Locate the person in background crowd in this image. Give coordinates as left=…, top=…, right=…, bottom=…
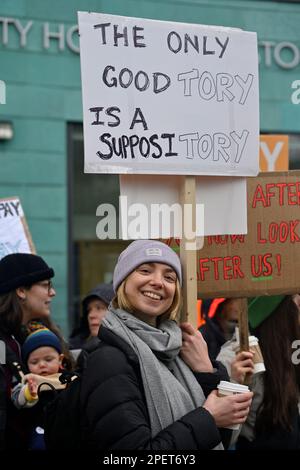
left=0, top=253, right=66, bottom=449
left=200, top=298, right=242, bottom=360
left=293, top=293, right=300, bottom=310
left=69, top=283, right=114, bottom=352
left=80, top=240, right=253, bottom=450
left=218, top=294, right=300, bottom=450
left=11, top=327, right=66, bottom=450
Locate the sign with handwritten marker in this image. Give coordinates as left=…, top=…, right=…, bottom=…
left=0, top=197, right=35, bottom=260
left=166, top=171, right=300, bottom=297
left=79, top=12, right=259, bottom=176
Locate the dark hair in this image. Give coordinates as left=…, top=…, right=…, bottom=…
left=0, top=291, right=23, bottom=337
left=215, top=298, right=239, bottom=320
left=215, top=299, right=228, bottom=319
left=254, top=296, right=300, bottom=434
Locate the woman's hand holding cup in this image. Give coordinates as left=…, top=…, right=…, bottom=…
left=203, top=385, right=253, bottom=429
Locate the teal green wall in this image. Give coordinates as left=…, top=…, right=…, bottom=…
left=0, top=0, right=300, bottom=335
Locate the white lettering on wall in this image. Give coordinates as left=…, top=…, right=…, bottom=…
left=0, top=16, right=299, bottom=68
left=66, top=24, right=79, bottom=53
left=259, top=41, right=300, bottom=69
left=0, top=80, right=6, bottom=104
left=0, top=16, right=78, bottom=53
left=14, top=19, right=33, bottom=47
left=43, top=23, right=65, bottom=50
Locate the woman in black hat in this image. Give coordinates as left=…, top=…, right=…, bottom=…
left=0, top=253, right=66, bottom=449
left=0, top=252, right=55, bottom=352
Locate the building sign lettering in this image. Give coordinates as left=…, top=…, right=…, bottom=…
left=0, top=16, right=299, bottom=70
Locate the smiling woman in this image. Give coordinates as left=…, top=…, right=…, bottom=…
left=80, top=239, right=253, bottom=450
left=114, top=262, right=179, bottom=326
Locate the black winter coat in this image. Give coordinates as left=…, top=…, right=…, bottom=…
left=80, top=326, right=231, bottom=450
left=199, top=318, right=226, bottom=361
left=237, top=408, right=300, bottom=450
left=0, top=365, right=5, bottom=451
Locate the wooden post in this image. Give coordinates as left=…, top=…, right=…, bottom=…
left=179, top=176, right=197, bottom=327
left=238, top=298, right=251, bottom=385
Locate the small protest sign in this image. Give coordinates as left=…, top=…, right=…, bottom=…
left=0, top=197, right=35, bottom=260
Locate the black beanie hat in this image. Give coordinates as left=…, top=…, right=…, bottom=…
left=0, top=253, right=54, bottom=295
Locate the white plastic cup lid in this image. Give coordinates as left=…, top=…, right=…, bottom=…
left=254, top=362, right=266, bottom=373
left=248, top=336, right=259, bottom=347
left=232, top=336, right=259, bottom=351
left=217, top=380, right=249, bottom=393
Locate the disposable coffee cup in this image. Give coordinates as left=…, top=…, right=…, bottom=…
left=232, top=335, right=265, bottom=374
left=248, top=336, right=265, bottom=373
left=217, top=380, right=250, bottom=430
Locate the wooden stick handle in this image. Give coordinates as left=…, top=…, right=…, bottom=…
left=238, top=298, right=251, bottom=386
left=179, top=176, right=197, bottom=327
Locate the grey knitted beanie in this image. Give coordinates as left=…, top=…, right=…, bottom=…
left=113, top=240, right=182, bottom=292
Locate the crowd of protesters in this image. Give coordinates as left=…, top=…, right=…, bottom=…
left=0, top=244, right=299, bottom=451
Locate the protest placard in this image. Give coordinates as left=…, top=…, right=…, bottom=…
left=167, top=171, right=300, bottom=298
left=79, top=12, right=260, bottom=328
left=0, top=197, right=35, bottom=260
left=79, top=12, right=259, bottom=176
left=260, top=135, right=289, bottom=171
left=119, top=174, right=247, bottom=238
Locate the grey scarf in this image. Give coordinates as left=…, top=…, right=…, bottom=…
left=103, top=307, right=222, bottom=449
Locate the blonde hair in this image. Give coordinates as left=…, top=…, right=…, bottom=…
left=112, top=278, right=182, bottom=323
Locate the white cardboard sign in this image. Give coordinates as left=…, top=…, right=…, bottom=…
left=0, top=197, right=35, bottom=260
left=120, top=175, right=247, bottom=238
left=79, top=12, right=259, bottom=176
